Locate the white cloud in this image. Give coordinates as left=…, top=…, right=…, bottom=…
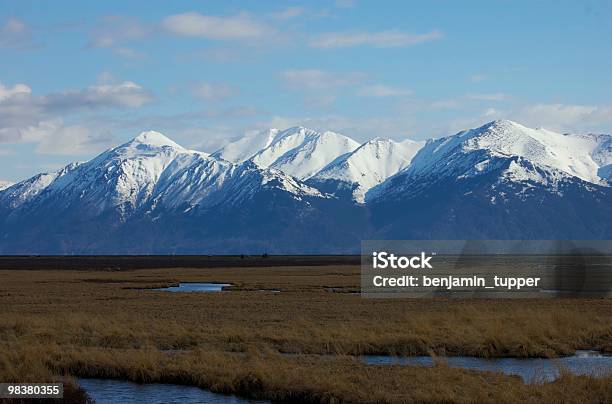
left=0, top=18, right=33, bottom=49
left=446, top=103, right=612, bottom=135
left=162, top=12, right=271, bottom=40
left=22, top=119, right=115, bottom=155
left=309, top=29, right=442, bottom=48
left=0, top=79, right=154, bottom=154
left=0, top=82, right=31, bottom=101
left=0, top=118, right=115, bottom=156
left=43, top=81, right=154, bottom=110
left=281, top=69, right=364, bottom=90
left=191, top=82, right=236, bottom=101
left=512, top=103, right=612, bottom=133
left=357, top=85, right=411, bottom=97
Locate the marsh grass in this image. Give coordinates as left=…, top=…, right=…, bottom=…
left=0, top=344, right=91, bottom=404
left=1, top=343, right=610, bottom=403
left=0, top=265, right=611, bottom=402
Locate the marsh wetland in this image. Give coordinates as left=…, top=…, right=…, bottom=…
left=0, top=257, right=611, bottom=403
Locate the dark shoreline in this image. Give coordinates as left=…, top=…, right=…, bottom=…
left=0, top=255, right=361, bottom=270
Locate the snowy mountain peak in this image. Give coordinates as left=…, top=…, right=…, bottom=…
left=0, top=171, right=61, bottom=209
left=406, top=119, right=610, bottom=185
left=470, top=120, right=608, bottom=184
left=250, top=127, right=360, bottom=179
left=367, top=120, right=611, bottom=204
left=14, top=131, right=193, bottom=217
left=312, top=137, right=424, bottom=202
left=211, top=128, right=281, bottom=163
left=489, top=119, right=522, bottom=128
left=0, top=128, right=327, bottom=223
left=355, top=136, right=392, bottom=146
left=275, top=126, right=320, bottom=139
left=476, top=119, right=527, bottom=133
left=131, top=131, right=184, bottom=150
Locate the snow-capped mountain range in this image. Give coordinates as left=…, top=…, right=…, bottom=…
left=368, top=120, right=611, bottom=202
left=1, top=120, right=610, bottom=254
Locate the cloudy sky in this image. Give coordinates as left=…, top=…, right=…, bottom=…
left=1, top=0, right=611, bottom=182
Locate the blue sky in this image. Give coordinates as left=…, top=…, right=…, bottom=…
left=1, top=0, right=611, bottom=182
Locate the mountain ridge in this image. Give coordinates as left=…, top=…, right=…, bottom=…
left=249, top=127, right=361, bottom=180
left=311, top=137, right=424, bottom=202
left=1, top=120, right=610, bottom=254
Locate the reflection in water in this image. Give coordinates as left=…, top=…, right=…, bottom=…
left=78, top=379, right=266, bottom=404
left=361, top=350, right=612, bottom=382
left=154, top=283, right=232, bottom=292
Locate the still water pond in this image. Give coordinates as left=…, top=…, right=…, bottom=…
left=361, top=350, right=612, bottom=382
left=78, top=379, right=265, bottom=404
left=154, top=283, right=232, bottom=292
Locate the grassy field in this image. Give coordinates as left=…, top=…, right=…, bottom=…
left=1, top=263, right=611, bottom=403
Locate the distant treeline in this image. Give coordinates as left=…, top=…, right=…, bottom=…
left=0, top=255, right=361, bottom=270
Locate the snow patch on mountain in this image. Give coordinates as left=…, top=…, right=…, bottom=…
left=500, top=158, right=573, bottom=194
left=148, top=152, right=233, bottom=210
left=250, top=127, right=360, bottom=179
left=590, top=134, right=612, bottom=182
left=218, top=161, right=324, bottom=206
left=0, top=181, right=13, bottom=191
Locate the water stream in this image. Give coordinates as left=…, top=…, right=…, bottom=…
left=154, top=283, right=232, bottom=292
left=78, top=379, right=266, bottom=404
left=361, top=350, right=612, bottom=382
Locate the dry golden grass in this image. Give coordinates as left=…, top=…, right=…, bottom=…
left=1, top=343, right=611, bottom=404
left=0, top=344, right=90, bottom=404
left=0, top=265, right=611, bottom=403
